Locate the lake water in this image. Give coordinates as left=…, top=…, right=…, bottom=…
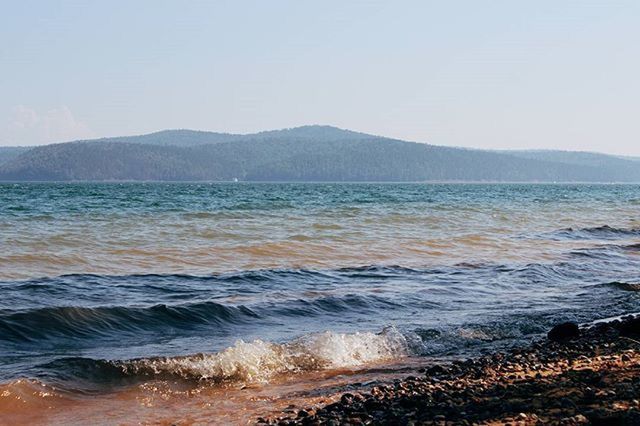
left=1, top=183, right=640, bottom=424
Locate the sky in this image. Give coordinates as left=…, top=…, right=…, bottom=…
left=1, top=0, right=639, bottom=155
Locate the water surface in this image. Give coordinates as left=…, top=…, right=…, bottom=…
left=1, top=183, right=639, bottom=424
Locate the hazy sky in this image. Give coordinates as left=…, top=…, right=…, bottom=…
left=1, top=1, right=639, bottom=155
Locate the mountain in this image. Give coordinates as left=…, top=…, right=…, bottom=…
left=1, top=126, right=639, bottom=182
left=498, top=149, right=640, bottom=168
left=249, top=125, right=371, bottom=141
left=70, top=129, right=243, bottom=147
left=0, top=147, right=31, bottom=166
left=64, top=125, right=372, bottom=148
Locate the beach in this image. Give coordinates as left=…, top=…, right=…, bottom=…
left=260, top=315, right=640, bottom=425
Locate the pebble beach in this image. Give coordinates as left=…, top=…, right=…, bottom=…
left=260, top=315, right=640, bottom=425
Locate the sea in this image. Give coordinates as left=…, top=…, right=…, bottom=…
left=1, top=182, right=639, bottom=424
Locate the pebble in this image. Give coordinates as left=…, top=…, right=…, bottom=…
left=258, top=315, right=640, bottom=425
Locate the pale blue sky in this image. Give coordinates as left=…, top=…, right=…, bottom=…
left=1, top=0, right=639, bottom=155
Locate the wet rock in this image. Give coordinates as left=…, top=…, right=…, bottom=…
left=426, top=364, right=446, bottom=376
left=548, top=322, right=580, bottom=342
left=573, top=414, right=589, bottom=423
left=363, top=398, right=384, bottom=412
left=340, top=393, right=355, bottom=405
left=617, top=316, right=640, bottom=335
left=258, top=315, right=640, bottom=426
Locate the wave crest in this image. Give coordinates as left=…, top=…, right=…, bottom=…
left=548, top=225, right=640, bottom=240
left=39, top=327, right=411, bottom=387
left=0, top=302, right=260, bottom=344
left=118, top=327, right=410, bottom=383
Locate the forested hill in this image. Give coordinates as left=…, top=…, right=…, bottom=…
left=1, top=126, right=639, bottom=182
left=50, top=125, right=373, bottom=147
left=0, top=147, right=30, bottom=166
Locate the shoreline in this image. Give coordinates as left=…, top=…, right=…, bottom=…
left=259, top=315, right=640, bottom=425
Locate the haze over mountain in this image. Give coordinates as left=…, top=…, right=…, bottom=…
left=0, top=147, right=30, bottom=166
left=1, top=126, right=639, bottom=182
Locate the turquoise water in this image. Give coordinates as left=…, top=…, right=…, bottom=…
left=1, top=183, right=640, bottom=391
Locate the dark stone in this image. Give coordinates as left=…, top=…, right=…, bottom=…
left=363, top=399, right=385, bottom=412
left=617, top=316, right=640, bottom=336
left=341, top=393, right=355, bottom=404
left=586, top=409, right=627, bottom=426
left=548, top=322, right=580, bottom=342
left=426, top=364, right=446, bottom=376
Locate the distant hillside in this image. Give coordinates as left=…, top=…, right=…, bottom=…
left=618, top=155, right=640, bottom=162
left=0, top=147, right=31, bottom=166
left=72, top=129, right=243, bottom=147
left=68, top=125, right=371, bottom=148
left=249, top=125, right=371, bottom=141
left=1, top=126, right=639, bottom=182
left=499, top=149, right=639, bottom=168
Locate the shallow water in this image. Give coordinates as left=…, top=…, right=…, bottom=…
left=1, top=183, right=640, bottom=424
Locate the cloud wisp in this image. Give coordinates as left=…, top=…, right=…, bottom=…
left=3, top=105, right=94, bottom=146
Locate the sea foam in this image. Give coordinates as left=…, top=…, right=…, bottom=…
left=118, top=327, right=410, bottom=383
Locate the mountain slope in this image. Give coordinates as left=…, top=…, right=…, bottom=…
left=499, top=149, right=639, bottom=168
left=2, top=128, right=639, bottom=182
left=66, top=125, right=370, bottom=148
left=0, top=147, right=31, bottom=166
left=72, top=129, right=243, bottom=147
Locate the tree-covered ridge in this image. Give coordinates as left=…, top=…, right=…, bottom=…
left=51, top=125, right=372, bottom=148
left=1, top=126, right=639, bottom=182
left=0, top=147, right=31, bottom=166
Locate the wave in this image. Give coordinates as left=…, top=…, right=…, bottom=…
left=38, top=327, right=413, bottom=387
left=0, top=302, right=260, bottom=344
left=546, top=225, right=640, bottom=240
left=3, top=253, right=640, bottom=390
left=8, top=306, right=640, bottom=391
left=0, top=293, right=405, bottom=345
left=570, top=241, right=640, bottom=261
left=31, top=313, right=588, bottom=390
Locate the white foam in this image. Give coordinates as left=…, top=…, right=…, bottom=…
left=119, top=326, right=410, bottom=383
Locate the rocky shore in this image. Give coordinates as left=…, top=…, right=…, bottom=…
left=258, top=315, right=640, bottom=425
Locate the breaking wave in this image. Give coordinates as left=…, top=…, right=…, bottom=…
left=38, top=327, right=413, bottom=389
